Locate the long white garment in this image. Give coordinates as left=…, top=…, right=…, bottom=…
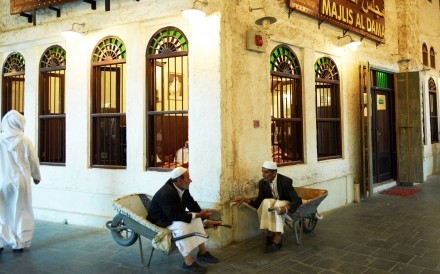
left=0, top=110, right=41, bottom=249
left=167, top=218, right=207, bottom=257
left=257, top=198, right=290, bottom=233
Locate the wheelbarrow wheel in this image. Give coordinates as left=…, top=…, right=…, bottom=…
left=110, top=214, right=139, bottom=246
left=301, top=215, right=318, bottom=233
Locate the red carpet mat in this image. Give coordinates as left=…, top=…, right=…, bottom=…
left=380, top=186, right=422, bottom=197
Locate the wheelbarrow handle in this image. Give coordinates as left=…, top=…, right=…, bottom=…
left=172, top=232, right=209, bottom=242
left=106, top=220, right=124, bottom=231
left=217, top=224, right=232, bottom=229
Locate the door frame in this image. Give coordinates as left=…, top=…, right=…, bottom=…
left=360, top=63, right=397, bottom=197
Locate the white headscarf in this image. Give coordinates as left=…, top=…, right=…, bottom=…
left=1, top=110, right=26, bottom=151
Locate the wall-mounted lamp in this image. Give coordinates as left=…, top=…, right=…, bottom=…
left=182, top=0, right=208, bottom=20
left=255, top=16, right=277, bottom=30
left=249, top=6, right=277, bottom=30
left=61, top=23, right=85, bottom=40
left=337, top=34, right=362, bottom=51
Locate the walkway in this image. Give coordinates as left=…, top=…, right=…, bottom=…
left=1, top=175, right=440, bottom=273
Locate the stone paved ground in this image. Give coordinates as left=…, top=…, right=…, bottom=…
left=1, top=175, right=440, bottom=273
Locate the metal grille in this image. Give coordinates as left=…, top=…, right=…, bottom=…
left=39, top=45, right=66, bottom=164
left=429, top=78, right=438, bottom=143
left=2, top=52, right=25, bottom=116
left=270, top=45, right=302, bottom=165
left=147, top=27, right=189, bottom=169
left=91, top=37, right=127, bottom=168
left=315, top=57, right=341, bottom=160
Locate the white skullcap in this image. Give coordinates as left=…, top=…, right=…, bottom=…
left=170, top=167, right=187, bottom=179
left=262, top=161, right=277, bottom=170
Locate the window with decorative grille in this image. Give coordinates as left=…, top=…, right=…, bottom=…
left=2, top=52, right=25, bottom=117
left=429, top=78, right=438, bottom=143
left=146, top=27, right=189, bottom=169
left=90, top=37, right=127, bottom=168
left=270, top=45, right=303, bottom=165
left=422, top=43, right=429, bottom=67
left=314, top=57, right=341, bottom=160
left=430, top=47, right=436, bottom=68
left=39, top=45, right=66, bottom=165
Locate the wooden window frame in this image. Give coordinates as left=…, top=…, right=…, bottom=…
left=2, top=52, right=25, bottom=117
left=90, top=37, right=127, bottom=169
left=146, top=26, right=189, bottom=170
left=422, top=43, right=429, bottom=67
left=38, top=45, right=66, bottom=165
left=429, top=78, right=438, bottom=143
left=269, top=45, right=303, bottom=165
left=314, top=57, right=342, bottom=160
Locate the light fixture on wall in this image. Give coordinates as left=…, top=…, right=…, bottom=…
left=249, top=6, right=277, bottom=30
left=182, top=0, right=208, bottom=20
left=255, top=16, right=277, bottom=30
left=61, top=23, right=85, bottom=40
left=337, top=34, right=362, bottom=51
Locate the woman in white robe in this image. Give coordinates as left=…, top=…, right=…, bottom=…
left=0, top=110, right=41, bottom=252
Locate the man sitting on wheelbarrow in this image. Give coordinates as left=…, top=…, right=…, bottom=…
left=232, top=161, right=302, bottom=253
left=147, top=167, right=221, bottom=274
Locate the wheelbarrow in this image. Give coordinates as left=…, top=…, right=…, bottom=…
left=106, top=193, right=230, bottom=267
left=278, top=187, right=328, bottom=244
left=239, top=187, right=328, bottom=245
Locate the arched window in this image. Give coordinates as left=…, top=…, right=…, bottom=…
left=90, top=36, right=127, bottom=167
left=2, top=52, right=25, bottom=116
left=39, top=45, right=66, bottom=164
left=314, top=57, right=341, bottom=160
left=146, top=26, right=189, bottom=169
left=430, top=47, right=436, bottom=68
left=270, top=45, right=303, bottom=165
left=422, top=43, right=429, bottom=67
left=429, top=77, right=438, bottom=143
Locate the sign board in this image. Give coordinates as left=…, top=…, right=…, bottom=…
left=289, top=0, right=385, bottom=43
left=377, top=94, right=386, bottom=110
left=10, top=0, right=80, bottom=14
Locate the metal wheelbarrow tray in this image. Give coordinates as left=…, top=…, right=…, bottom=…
left=105, top=193, right=207, bottom=267
left=285, top=187, right=328, bottom=244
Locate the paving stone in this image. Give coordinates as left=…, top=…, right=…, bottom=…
left=1, top=175, right=440, bottom=273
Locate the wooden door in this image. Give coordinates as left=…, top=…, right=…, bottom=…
left=394, top=72, right=424, bottom=185
left=372, top=89, right=395, bottom=182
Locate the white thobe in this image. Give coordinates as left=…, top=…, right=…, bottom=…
left=0, top=117, right=41, bottom=249
left=167, top=218, right=207, bottom=257
left=257, top=199, right=290, bottom=233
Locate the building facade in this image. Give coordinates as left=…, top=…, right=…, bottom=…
left=1, top=0, right=439, bottom=247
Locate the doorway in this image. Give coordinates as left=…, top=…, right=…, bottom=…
left=370, top=70, right=397, bottom=184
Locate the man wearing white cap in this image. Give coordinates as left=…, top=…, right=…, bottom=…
left=147, top=167, right=221, bottom=273
left=232, top=161, right=302, bottom=253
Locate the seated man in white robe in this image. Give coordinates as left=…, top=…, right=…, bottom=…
left=232, top=161, right=302, bottom=253
left=147, top=167, right=221, bottom=273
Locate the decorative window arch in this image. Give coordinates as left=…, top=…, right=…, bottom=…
left=422, top=43, right=429, bottom=66
left=270, top=45, right=303, bottom=165
left=430, top=47, right=436, bottom=68
left=2, top=52, right=25, bottom=116
left=314, top=57, right=341, bottom=160
left=39, top=45, right=67, bottom=164
left=429, top=77, right=438, bottom=143
left=146, top=26, right=189, bottom=169
left=90, top=36, right=127, bottom=168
